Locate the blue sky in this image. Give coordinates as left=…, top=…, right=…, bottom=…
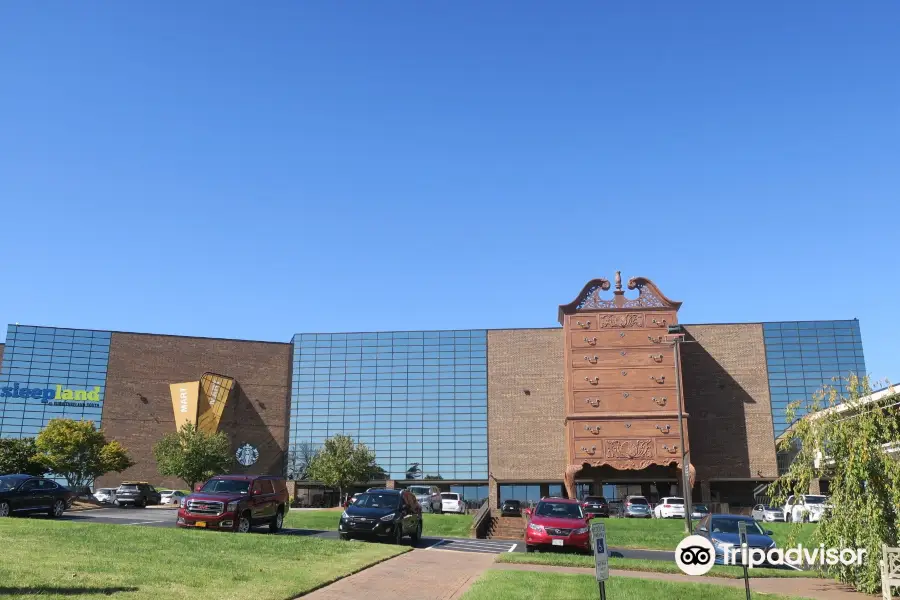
left=0, top=2, right=896, bottom=380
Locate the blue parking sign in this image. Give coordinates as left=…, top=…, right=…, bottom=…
left=596, top=538, right=605, bottom=554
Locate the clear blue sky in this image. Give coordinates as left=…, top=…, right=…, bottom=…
left=0, top=2, right=896, bottom=381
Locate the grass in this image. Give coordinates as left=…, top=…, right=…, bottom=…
left=0, top=516, right=407, bottom=600
left=496, top=552, right=822, bottom=578
left=461, top=570, right=808, bottom=600
left=593, top=518, right=818, bottom=550
left=284, top=508, right=474, bottom=538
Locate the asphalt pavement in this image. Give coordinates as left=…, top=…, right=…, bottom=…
left=56, top=507, right=676, bottom=560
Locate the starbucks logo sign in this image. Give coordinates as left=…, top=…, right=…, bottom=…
left=236, top=443, right=259, bottom=467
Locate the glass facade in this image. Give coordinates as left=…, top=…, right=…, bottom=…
left=0, top=325, right=111, bottom=438
left=763, top=320, right=866, bottom=439
left=289, top=330, right=488, bottom=482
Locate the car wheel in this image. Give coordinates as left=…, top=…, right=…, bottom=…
left=269, top=509, right=284, bottom=533
left=0, top=501, right=9, bottom=518
left=339, top=533, right=350, bottom=541
left=237, top=512, right=252, bottom=533
left=526, top=545, right=535, bottom=553
left=49, top=500, right=65, bottom=518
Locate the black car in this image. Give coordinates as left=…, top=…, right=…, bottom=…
left=0, top=474, right=75, bottom=518
left=115, top=482, right=162, bottom=507
left=582, top=496, right=609, bottom=518
left=338, top=489, right=422, bottom=544
left=500, top=499, right=522, bottom=516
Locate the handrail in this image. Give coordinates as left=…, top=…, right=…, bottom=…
left=471, top=499, right=491, bottom=538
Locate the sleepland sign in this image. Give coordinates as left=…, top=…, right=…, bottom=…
left=1, top=383, right=101, bottom=406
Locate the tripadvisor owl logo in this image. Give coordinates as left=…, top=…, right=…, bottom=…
left=675, top=535, right=716, bottom=575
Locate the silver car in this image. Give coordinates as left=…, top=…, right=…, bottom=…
left=407, top=485, right=442, bottom=513
left=623, top=495, right=652, bottom=518
left=751, top=503, right=785, bottom=522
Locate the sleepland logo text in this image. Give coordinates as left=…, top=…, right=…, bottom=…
left=1, top=383, right=101, bottom=405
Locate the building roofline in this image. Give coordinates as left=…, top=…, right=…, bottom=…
left=4, top=324, right=290, bottom=346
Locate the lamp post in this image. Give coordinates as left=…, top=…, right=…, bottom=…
left=669, top=325, right=693, bottom=534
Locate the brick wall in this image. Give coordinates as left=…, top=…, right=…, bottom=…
left=97, top=333, right=292, bottom=489
left=680, top=324, right=778, bottom=481
left=0, top=343, right=4, bottom=368
left=487, top=329, right=566, bottom=506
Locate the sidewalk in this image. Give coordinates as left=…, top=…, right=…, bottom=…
left=302, top=549, right=495, bottom=600
left=493, top=563, right=874, bottom=600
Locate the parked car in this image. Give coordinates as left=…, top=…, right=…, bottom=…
left=176, top=475, right=289, bottom=533
left=407, top=485, right=442, bottom=513
left=693, top=514, right=776, bottom=565
left=751, top=504, right=785, bottom=522
left=581, top=496, right=609, bottom=518
left=500, top=499, right=522, bottom=517
left=93, top=488, right=117, bottom=504
left=441, top=492, right=466, bottom=514
left=783, top=495, right=829, bottom=523
left=524, top=497, right=592, bottom=554
left=623, top=495, right=652, bottom=518
left=115, top=482, right=161, bottom=507
left=338, top=488, right=422, bottom=544
left=691, top=503, right=711, bottom=520
left=0, top=474, right=75, bottom=518
left=654, top=496, right=686, bottom=519
left=160, top=490, right=186, bottom=505
left=608, top=500, right=624, bottom=517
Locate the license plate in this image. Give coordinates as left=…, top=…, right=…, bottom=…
left=552, top=539, right=564, bottom=546
left=195, top=521, right=207, bottom=528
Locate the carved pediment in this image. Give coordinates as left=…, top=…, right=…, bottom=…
left=558, top=271, right=681, bottom=323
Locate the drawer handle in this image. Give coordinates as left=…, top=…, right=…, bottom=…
left=650, top=375, right=666, bottom=384
left=648, top=336, right=664, bottom=344
left=649, top=354, right=664, bottom=362
left=653, top=396, right=667, bottom=406
left=625, top=423, right=631, bottom=428
left=662, top=444, right=679, bottom=454
left=585, top=397, right=600, bottom=408
left=584, top=336, right=598, bottom=346
left=656, top=424, right=671, bottom=434
left=620, top=351, right=627, bottom=356
left=619, top=332, right=626, bottom=338
left=584, top=425, right=601, bottom=435
left=580, top=445, right=597, bottom=456
left=584, top=355, right=599, bottom=364
left=585, top=377, right=600, bottom=385
left=621, top=370, right=627, bottom=376
left=576, top=320, right=591, bottom=329
left=622, top=392, right=630, bottom=398
left=652, top=318, right=668, bottom=327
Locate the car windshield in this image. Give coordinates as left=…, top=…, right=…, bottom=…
left=711, top=518, right=765, bottom=535
left=353, top=493, right=400, bottom=509
left=628, top=498, right=649, bottom=505
left=0, top=476, right=25, bottom=491
left=667, top=498, right=685, bottom=504
left=441, top=493, right=459, bottom=500
left=584, top=497, right=606, bottom=503
left=763, top=505, right=781, bottom=511
left=535, top=502, right=584, bottom=519
left=200, top=479, right=250, bottom=494
left=118, top=484, right=138, bottom=490
left=503, top=500, right=520, bottom=506
left=804, top=496, right=827, bottom=504
left=408, top=487, right=431, bottom=495
left=693, top=504, right=709, bottom=511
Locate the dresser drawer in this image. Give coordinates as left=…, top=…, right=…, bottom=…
left=573, top=390, right=674, bottom=413
left=573, top=366, right=676, bottom=390
left=573, top=418, right=680, bottom=440
left=567, top=314, right=598, bottom=331
left=644, top=312, right=677, bottom=330
left=573, top=441, right=603, bottom=460
left=570, top=330, right=669, bottom=349
left=572, top=348, right=673, bottom=369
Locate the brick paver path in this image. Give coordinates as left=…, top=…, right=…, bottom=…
left=493, top=563, right=875, bottom=599
left=303, top=549, right=495, bottom=599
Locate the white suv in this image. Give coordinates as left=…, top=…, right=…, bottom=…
left=440, top=492, right=467, bottom=514
left=783, top=494, right=829, bottom=523
left=653, top=497, right=686, bottom=519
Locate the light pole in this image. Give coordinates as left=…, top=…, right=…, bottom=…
left=669, top=325, right=693, bottom=534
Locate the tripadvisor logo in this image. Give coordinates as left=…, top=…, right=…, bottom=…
left=1, top=383, right=102, bottom=405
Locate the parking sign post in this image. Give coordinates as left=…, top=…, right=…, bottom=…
left=591, top=521, right=609, bottom=599
left=738, top=521, right=751, bottom=600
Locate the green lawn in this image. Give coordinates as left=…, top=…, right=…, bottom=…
left=285, top=508, right=474, bottom=538
left=461, top=570, right=808, bottom=600
left=497, top=552, right=821, bottom=578
left=0, top=517, right=407, bottom=600
left=595, top=518, right=818, bottom=551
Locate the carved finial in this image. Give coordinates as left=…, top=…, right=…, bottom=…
left=615, top=271, right=622, bottom=291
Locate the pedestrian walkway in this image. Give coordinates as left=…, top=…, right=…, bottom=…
left=303, top=549, right=495, bottom=600
left=493, top=563, right=872, bottom=600
left=430, top=538, right=519, bottom=554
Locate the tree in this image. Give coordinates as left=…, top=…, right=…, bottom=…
left=424, top=474, right=444, bottom=480
left=35, top=419, right=133, bottom=489
left=0, top=437, right=48, bottom=476
left=286, top=442, right=319, bottom=480
left=405, top=462, right=423, bottom=480
left=306, top=434, right=376, bottom=501
left=770, top=375, right=899, bottom=594
left=153, top=423, right=232, bottom=490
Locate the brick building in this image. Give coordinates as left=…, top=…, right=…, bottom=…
left=0, top=274, right=867, bottom=507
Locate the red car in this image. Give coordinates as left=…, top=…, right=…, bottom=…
left=524, top=497, right=592, bottom=553
left=176, top=475, right=288, bottom=533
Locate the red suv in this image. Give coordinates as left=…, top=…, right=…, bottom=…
left=524, top=497, right=592, bottom=553
left=177, top=475, right=289, bottom=533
